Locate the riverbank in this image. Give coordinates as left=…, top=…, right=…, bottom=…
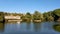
left=0, top=8, right=60, bottom=23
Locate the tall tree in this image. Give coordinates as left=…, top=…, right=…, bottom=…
left=25, top=12, right=31, bottom=18
left=52, top=9, right=60, bottom=21
left=53, top=9, right=60, bottom=16
left=33, top=11, right=42, bottom=20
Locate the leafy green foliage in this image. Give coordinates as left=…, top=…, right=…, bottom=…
left=43, top=11, right=54, bottom=21
left=33, top=11, right=42, bottom=20
left=0, top=12, right=4, bottom=21
left=25, top=12, right=31, bottom=18
left=0, top=8, right=60, bottom=22
left=53, top=9, right=60, bottom=16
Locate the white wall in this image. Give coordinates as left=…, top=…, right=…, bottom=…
left=5, top=16, right=21, bottom=19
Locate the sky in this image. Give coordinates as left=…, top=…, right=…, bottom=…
left=0, top=0, right=60, bottom=14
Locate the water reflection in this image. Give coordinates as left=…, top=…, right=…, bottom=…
left=26, top=22, right=31, bottom=31
left=0, top=21, right=60, bottom=34
left=53, top=24, right=60, bottom=32
left=0, top=22, right=4, bottom=33
left=33, top=22, right=41, bottom=32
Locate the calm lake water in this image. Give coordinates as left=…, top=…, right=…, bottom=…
left=0, top=21, right=60, bottom=34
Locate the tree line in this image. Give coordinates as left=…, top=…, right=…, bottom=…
left=0, top=8, right=60, bottom=22
left=21, top=9, right=60, bottom=22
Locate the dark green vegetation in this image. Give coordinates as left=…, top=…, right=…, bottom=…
left=0, top=8, right=60, bottom=22
left=21, top=12, right=32, bottom=22
left=0, top=12, right=5, bottom=22
left=52, top=9, right=60, bottom=21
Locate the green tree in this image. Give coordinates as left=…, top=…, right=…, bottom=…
left=52, top=9, right=60, bottom=21
left=43, top=11, right=54, bottom=21
left=21, top=12, right=32, bottom=22
left=25, top=12, right=32, bottom=21
left=33, top=11, right=42, bottom=20
left=53, top=9, right=60, bottom=16
left=25, top=12, right=31, bottom=18
left=0, top=12, right=4, bottom=22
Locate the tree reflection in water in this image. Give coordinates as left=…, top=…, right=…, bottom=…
left=53, top=24, right=60, bottom=32
left=26, top=22, right=31, bottom=31
left=33, top=22, right=41, bottom=32
left=0, top=22, right=4, bottom=33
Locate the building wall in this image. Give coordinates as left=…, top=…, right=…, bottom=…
left=5, top=16, right=21, bottom=20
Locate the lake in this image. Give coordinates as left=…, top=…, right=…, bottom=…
left=0, top=21, right=60, bottom=34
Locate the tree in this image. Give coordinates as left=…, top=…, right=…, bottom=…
left=52, top=9, right=60, bottom=21
left=21, top=12, right=32, bottom=22
left=0, top=12, right=5, bottom=22
left=43, top=11, right=54, bottom=21
left=25, top=12, right=31, bottom=18
left=33, top=11, right=42, bottom=20
left=53, top=9, right=60, bottom=16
